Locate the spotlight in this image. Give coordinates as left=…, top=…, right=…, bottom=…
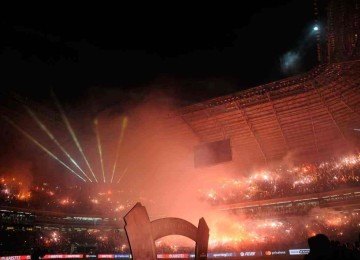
left=313, top=25, right=319, bottom=31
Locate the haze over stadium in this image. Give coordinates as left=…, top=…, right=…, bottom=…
left=1, top=0, right=360, bottom=259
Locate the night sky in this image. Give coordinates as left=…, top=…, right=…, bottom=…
left=0, top=1, right=321, bottom=184
left=1, top=1, right=319, bottom=105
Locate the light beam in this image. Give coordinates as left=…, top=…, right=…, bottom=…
left=24, top=105, right=93, bottom=182
left=117, top=167, right=128, bottom=184
left=51, top=91, right=98, bottom=182
left=94, top=118, right=106, bottom=183
left=111, top=117, right=128, bottom=183
left=2, top=115, right=86, bottom=182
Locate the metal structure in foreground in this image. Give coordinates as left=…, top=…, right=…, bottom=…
left=124, top=203, right=209, bottom=260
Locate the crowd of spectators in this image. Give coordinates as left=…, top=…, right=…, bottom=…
left=0, top=229, right=128, bottom=255
left=1, top=154, right=360, bottom=256
left=2, top=209, right=360, bottom=256
left=0, top=178, right=136, bottom=216
left=201, top=154, right=360, bottom=205
left=1, top=154, right=360, bottom=216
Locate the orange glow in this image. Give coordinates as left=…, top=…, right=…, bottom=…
left=17, top=192, right=31, bottom=200
left=60, top=199, right=70, bottom=205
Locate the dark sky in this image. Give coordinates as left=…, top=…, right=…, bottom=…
left=0, top=1, right=319, bottom=107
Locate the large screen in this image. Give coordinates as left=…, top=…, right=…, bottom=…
left=194, top=139, right=232, bottom=168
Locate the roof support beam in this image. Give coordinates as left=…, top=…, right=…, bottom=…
left=320, top=74, right=360, bottom=119
left=234, top=101, right=268, bottom=165
left=311, top=79, right=350, bottom=147
left=266, top=92, right=290, bottom=151
left=304, top=83, right=320, bottom=157
left=203, top=110, right=227, bottom=140
left=181, top=115, right=203, bottom=142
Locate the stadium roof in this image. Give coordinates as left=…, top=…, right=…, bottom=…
left=168, top=60, right=360, bottom=168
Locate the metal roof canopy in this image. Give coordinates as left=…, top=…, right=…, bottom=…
left=169, top=60, right=360, bottom=169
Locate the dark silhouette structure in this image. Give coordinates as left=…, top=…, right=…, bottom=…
left=124, top=203, right=209, bottom=260
left=304, top=233, right=360, bottom=260
left=30, top=247, right=47, bottom=260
